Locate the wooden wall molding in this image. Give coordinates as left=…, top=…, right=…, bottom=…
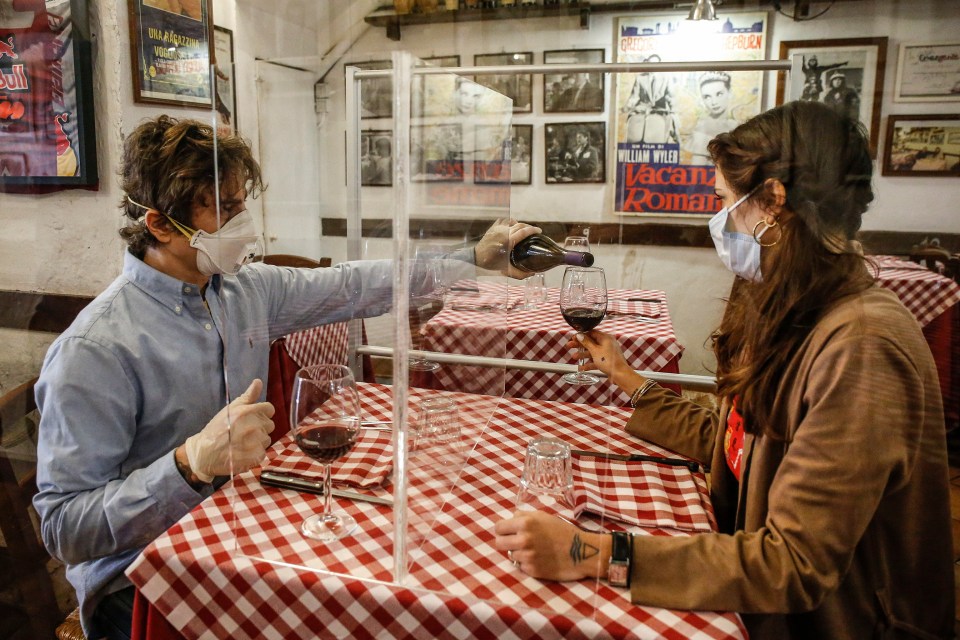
left=320, top=218, right=959, bottom=254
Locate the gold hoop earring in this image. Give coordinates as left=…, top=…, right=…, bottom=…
left=752, top=218, right=781, bottom=247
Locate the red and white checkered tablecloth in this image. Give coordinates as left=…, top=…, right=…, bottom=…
left=127, top=384, right=745, bottom=640
left=872, top=255, right=960, bottom=327
left=284, top=322, right=349, bottom=370
left=421, top=284, right=684, bottom=406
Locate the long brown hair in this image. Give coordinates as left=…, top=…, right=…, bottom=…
left=118, top=115, right=265, bottom=257
left=708, top=101, right=875, bottom=440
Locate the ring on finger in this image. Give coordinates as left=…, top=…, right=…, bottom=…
left=507, top=550, right=514, bottom=562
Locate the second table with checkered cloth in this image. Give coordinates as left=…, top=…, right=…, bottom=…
left=419, top=283, right=684, bottom=406
left=126, top=383, right=745, bottom=640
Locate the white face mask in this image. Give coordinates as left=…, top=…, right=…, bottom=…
left=126, top=196, right=261, bottom=276
left=185, top=210, right=261, bottom=276
left=708, top=185, right=764, bottom=282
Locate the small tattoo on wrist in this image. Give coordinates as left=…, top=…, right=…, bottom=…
left=569, top=533, right=600, bottom=565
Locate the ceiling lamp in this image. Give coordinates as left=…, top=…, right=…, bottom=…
left=687, top=0, right=718, bottom=20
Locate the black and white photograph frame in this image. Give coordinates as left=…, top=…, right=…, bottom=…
left=777, top=37, right=888, bottom=158
left=414, top=55, right=460, bottom=117
left=545, top=122, right=606, bottom=184
left=346, top=60, right=392, bottom=119
left=212, top=26, right=237, bottom=136
left=893, top=42, right=960, bottom=102
left=473, top=52, right=533, bottom=113
left=474, top=124, right=532, bottom=185
left=543, top=49, right=605, bottom=113
left=882, top=114, right=960, bottom=177
left=360, top=130, right=393, bottom=186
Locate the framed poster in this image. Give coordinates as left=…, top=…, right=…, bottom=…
left=0, top=0, right=99, bottom=192
left=212, top=26, right=236, bottom=135
left=473, top=51, right=533, bottom=113
left=614, top=13, right=767, bottom=216
left=545, top=122, right=605, bottom=184
left=777, top=37, right=887, bottom=157
left=894, top=43, right=960, bottom=102
left=360, top=130, right=392, bottom=186
left=544, top=49, right=604, bottom=113
left=474, top=124, right=532, bottom=185
left=128, top=0, right=215, bottom=107
left=345, top=60, right=391, bottom=119
left=882, top=114, right=960, bottom=177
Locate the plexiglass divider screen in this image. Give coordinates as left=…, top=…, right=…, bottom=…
left=217, top=50, right=628, bottom=619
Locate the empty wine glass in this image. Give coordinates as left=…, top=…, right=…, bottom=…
left=560, top=266, right=607, bottom=385
left=563, top=235, right=590, bottom=254
left=291, top=364, right=362, bottom=541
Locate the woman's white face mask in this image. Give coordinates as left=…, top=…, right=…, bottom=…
left=708, top=186, right=765, bottom=282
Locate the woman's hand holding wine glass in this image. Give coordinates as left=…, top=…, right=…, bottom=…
left=560, top=267, right=607, bottom=386
left=291, top=364, right=362, bottom=542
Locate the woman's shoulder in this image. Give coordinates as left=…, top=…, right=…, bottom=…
left=813, top=285, right=926, bottom=352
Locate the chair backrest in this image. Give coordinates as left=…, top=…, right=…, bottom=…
left=261, top=254, right=332, bottom=268
left=909, top=245, right=957, bottom=282
left=0, top=376, right=64, bottom=638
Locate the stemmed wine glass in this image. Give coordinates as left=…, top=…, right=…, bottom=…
left=563, top=235, right=590, bottom=255
left=291, top=364, right=362, bottom=541
left=560, top=266, right=607, bottom=386
left=409, top=250, right=448, bottom=372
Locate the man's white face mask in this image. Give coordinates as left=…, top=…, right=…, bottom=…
left=127, top=196, right=261, bottom=276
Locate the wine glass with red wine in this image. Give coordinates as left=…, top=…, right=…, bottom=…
left=560, top=266, right=607, bottom=385
left=290, top=364, right=362, bottom=541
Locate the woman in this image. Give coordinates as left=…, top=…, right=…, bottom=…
left=494, top=101, right=954, bottom=639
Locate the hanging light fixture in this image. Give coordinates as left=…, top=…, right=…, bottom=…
left=687, top=0, right=718, bottom=20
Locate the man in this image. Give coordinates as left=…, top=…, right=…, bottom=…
left=800, top=54, right=846, bottom=101
left=688, top=71, right=740, bottom=164
left=621, top=55, right=678, bottom=144
left=571, top=72, right=603, bottom=111
left=32, top=115, right=536, bottom=640
left=563, top=127, right=601, bottom=181
left=822, top=70, right=860, bottom=121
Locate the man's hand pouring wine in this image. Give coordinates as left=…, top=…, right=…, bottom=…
left=474, top=218, right=541, bottom=279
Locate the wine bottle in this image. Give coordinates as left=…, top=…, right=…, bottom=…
left=510, top=233, right=595, bottom=273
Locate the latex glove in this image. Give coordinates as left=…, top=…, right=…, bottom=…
left=184, top=379, right=275, bottom=482
left=474, top=217, right=541, bottom=279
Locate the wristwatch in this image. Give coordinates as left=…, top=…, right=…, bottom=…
left=607, top=531, right=633, bottom=588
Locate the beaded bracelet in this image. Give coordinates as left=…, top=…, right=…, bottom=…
left=629, top=379, right=658, bottom=408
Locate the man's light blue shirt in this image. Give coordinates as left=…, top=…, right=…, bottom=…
left=33, top=251, right=425, bottom=636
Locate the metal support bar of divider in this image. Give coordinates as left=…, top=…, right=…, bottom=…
left=353, top=58, right=794, bottom=79
left=354, top=344, right=718, bottom=393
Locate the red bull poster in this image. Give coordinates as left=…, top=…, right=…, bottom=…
left=0, top=0, right=98, bottom=192
left=614, top=13, right=767, bottom=216
left=128, top=0, right=213, bottom=107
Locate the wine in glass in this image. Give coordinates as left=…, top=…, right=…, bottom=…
left=291, top=364, right=362, bottom=541
left=560, top=266, right=607, bottom=386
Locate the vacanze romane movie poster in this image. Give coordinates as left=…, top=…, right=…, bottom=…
left=614, top=13, right=767, bottom=217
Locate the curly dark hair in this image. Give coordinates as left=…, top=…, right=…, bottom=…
left=707, top=100, right=875, bottom=440
left=118, top=115, right=265, bottom=257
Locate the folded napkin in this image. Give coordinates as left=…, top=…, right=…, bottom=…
left=606, top=297, right=662, bottom=317
left=570, top=455, right=713, bottom=532
left=262, top=429, right=393, bottom=489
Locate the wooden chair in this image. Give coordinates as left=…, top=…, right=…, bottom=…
left=0, top=377, right=85, bottom=639
left=909, top=244, right=957, bottom=281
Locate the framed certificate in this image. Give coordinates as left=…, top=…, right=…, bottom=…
left=893, top=43, right=960, bottom=102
